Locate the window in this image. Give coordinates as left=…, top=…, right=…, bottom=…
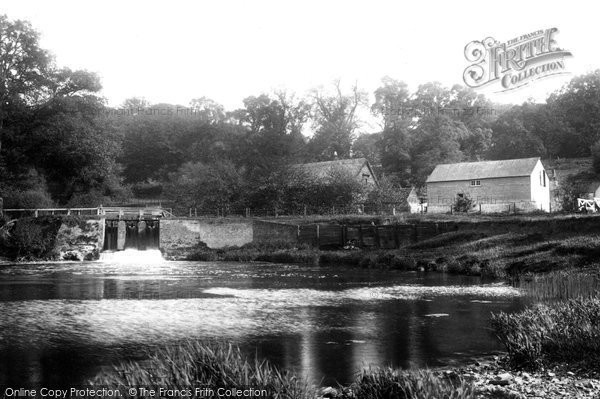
left=542, top=170, right=547, bottom=187
left=539, top=170, right=547, bottom=187
left=470, top=180, right=481, bottom=186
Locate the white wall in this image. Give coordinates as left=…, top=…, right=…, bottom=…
left=530, top=160, right=551, bottom=212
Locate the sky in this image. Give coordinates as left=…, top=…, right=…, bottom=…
left=2, top=0, right=599, bottom=133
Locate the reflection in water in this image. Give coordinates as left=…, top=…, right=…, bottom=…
left=0, top=260, right=523, bottom=387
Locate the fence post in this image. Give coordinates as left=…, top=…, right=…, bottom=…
left=195, top=208, right=198, bottom=218
left=513, top=202, right=516, bottom=215
left=246, top=207, right=250, bottom=218
left=189, top=208, right=192, bottom=217
left=34, top=209, right=39, bottom=218
left=0, top=197, right=3, bottom=217
left=479, top=204, right=482, bottom=214
left=303, top=205, right=307, bottom=218
left=316, top=224, right=320, bottom=247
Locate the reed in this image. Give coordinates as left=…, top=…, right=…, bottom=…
left=92, top=341, right=314, bottom=399
left=491, top=298, right=600, bottom=370
left=340, top=367, right=476, bottom=399
left=518, top=270, right=600, bottom=301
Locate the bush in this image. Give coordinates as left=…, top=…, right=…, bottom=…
left=592, top=139, right=600, bottom=174
left=453, top=195, right=474, bottom=213
left=491, top=298, right=600, bottom=370
left=1, top=216, right=64, bottom=259
left=3, top=188, right=54, bottom=209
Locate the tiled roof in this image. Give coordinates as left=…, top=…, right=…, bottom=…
left=291, top=158, right=378, bottom=184
left=426, top=157, right=540, bottom=183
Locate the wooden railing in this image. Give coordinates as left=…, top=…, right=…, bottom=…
left=1, top=206, right=174, bottom=219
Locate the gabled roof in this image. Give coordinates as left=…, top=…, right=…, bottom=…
left=426, top=157, right=541, bottom=183
left=398, top=187, right=419, bottom=203
left=291, top=158, right=379, bottom=186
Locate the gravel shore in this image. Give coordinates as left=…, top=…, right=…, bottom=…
left=454, top=356, right=600, bottom=398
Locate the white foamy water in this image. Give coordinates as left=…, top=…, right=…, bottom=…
left=98, top=249, right=164, bottom=264
left=202, top=283, right=522, bottom=303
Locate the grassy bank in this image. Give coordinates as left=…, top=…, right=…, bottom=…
left=93, top=342, right=476, bottom=399
left=185, top=223, right=600, bottom=280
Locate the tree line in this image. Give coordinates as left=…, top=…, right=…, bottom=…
left=1, top=15, right=600, bottom=214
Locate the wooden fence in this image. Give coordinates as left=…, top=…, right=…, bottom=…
left=255, top=220, right=458, bottom=249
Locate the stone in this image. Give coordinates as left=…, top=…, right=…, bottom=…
left=490, top=372, right=513, bottom=386
left=320, top=387, right=338, bottom=398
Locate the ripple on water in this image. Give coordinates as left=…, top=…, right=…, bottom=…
left=0, top=282, right=520, bottom=350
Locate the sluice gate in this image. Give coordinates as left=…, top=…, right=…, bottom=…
left=103, top=220, right=160, bottom=251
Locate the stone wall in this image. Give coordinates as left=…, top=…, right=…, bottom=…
left=253, top=220, right=299, bottom=244
left=160, top=219, right=253, bottom=256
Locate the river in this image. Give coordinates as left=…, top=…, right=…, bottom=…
left=0, top=250, right=523, bottom=388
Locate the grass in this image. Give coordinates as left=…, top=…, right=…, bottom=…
left=518, top=270, right=600, bottom=301
left=491, top=298, right=600, bottom=370
left=93, top=342, right=477, bottom=399
left=92, top=341, right=315, bottom=399
left=340, top=368, right=476, bottom=399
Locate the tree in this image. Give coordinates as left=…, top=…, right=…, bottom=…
left=488, top=105, right=547, bottom=160
left=165, top=160, right=243, bottom=212
left=410, top=115, right=467, bottom=184
left=352, top=132, right=382, bottom=166
left=235, top=93, right=309, bottom=175
left=547, top=70, right=600, bottom=155
left=0, top=14, right=52, bottom=152
left=309, top=80, right=367, bottom=160
left=372, top=77, right=411, bottom=130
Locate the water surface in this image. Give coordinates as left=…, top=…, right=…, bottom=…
left=0, top=252, right=523, bottom=387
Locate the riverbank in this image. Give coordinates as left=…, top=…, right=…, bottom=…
left=182, top=223, right=600, bottom=279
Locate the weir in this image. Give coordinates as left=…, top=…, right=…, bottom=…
left=103, top=219, right=160, bottom=251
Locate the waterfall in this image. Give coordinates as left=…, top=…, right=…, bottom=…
left=98, top=249, right=164, bottom=263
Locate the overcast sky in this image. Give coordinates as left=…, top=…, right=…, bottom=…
left=2, top=0, right=599, bottom=132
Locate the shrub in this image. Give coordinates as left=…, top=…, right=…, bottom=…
left=2, top=216, right=63, bottom=259
left=3, top=188, right=54, bottom=209
left=453, top=194, right=474, bottom=213
left=491, top=298, right=600, bottom=370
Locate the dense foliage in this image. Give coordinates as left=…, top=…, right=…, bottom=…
left=2, top=15, right=600, bottom=212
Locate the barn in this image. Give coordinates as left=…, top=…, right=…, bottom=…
left=426, top=157, right=550, bottom=213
